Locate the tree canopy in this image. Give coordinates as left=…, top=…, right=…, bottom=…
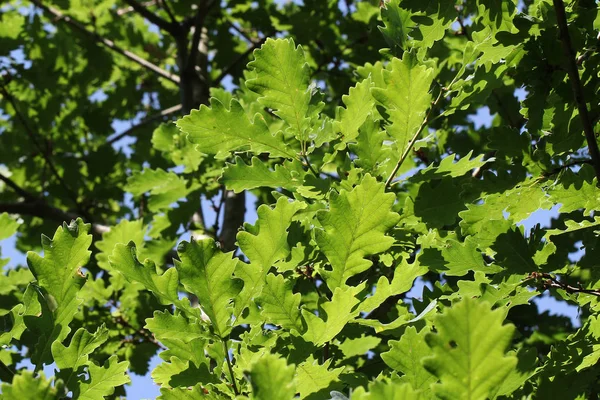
left=1, top=0, right=600, bottom=399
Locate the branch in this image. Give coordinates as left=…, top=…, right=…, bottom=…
left=0, top=201, right=110, bottom=236
left=553, top=0, right=600, bottom=182
left=116, top=0, right=156, bottom=16
left=541, top=158, right=593, bottom=178
left=115, top=314, right=166, bottom=350
left=105, top=104, right=182, bottom=145
left=159, top=0, right=177, bottom=23
left=528, top=272, right=600, bottom=297
left=121, top=0, right=181, bottom=36
left=30, top=0, right=180, bottom=84
left=0, top=172, right=36, bottom=202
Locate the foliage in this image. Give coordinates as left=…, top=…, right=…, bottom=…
left=1, top=0, right=600, bottom=398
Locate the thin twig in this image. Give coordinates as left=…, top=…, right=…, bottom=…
left=527, top=272, right=600, bottom=297
left=385, top=87, right=445, bottom=188
left=116, top=0, right=157, bottom=16
left=159, top=0, right=177, bottom=23
left=30, top=0, right=180, bottom=84
left=121, top=0, right=181, bottom=36
left=105, top=104, right=182, bottom=145
left=553, top=0, right=600, bottom=182
left=541, top=159, right=593, bottom=178
left=115, top=315, right=166, bottom=350
left=223, top=339, right=239, bottom=395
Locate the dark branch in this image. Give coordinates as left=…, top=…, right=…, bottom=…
left=553, top=0, right=600, bottom=182
left=159, top=0, right=177, bottom=24
left=0, top=201, right=110, bottom=236
left=541, top=159, right=593, bottom=178
left=0, top=172, right=37, bottom=202
left=121, top=0, right=181, bottom=36
left=528, top=272, right=600, bottom=297
left=105, top=104, right=182, bottom=145
left=116, top=0, right=157, bottom=16
left=30, top=0, right=180, bottom=84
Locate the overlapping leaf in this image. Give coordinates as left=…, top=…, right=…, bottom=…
left=246, top=38, right=311, bottom=141
left=316, top=174, right=400, bottom=290
left=177, top=98, right=295, bottom=159
left=176, top=239, right=241, bottom=338
left=423, top=298, right=517, bottom=400
left=371, top=54, right=434, bottom=155
left=26, top=218, right=92, bottom=366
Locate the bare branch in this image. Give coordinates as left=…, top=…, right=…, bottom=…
left=30, top=0, right=180, bottom=84
left=541, top=159, right=593, bottom=178
left=553, top=0, right=600, bottom=182
left=159, top=0, right=177, bottom=23
left=105, top=104, right=182, bottom=145
left=121, top=0, right=181, bottom=36
left=0, top=201, right=110, bottom=236
left=116, top=0, right=157, bottom=16
left=528, top=272, right=600, bottom=298
left=0, top=172, right=37, bottom=202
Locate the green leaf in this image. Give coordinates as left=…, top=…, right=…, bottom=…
left=235, top=197, right=306, bottom=319
left=246, top=38, right=311, bottom=141
left=351, top=380, right=425, bottom=400
left=109, top=242, right=183, bottom=308
left=95, top=219, right=145, bottom=270
left=338, top=334, right=382, bottom=359
left=378, top=1, right=413, bottom=53
left=411, top=151, right=491, bottom=182
left=371, top=54, right=434, bottom=155
left=145, top=310, right=207, bottom=343
left=125, top=168, right=198, bottom=212
left=546, top=216, right=600, bottom=238
left=549, top=166, right=600, bottom=214
left=360, top=258, right=427, bottom=314
left=302, top=284, right=364, bottom=346
left=0, top=371, right=58, bottom=400
left=75, top=355, right=130, bottom=400
left=316, top=174, right=399, bottom=290
left=336, top=77, right=375, bottom=142
left=256, top=273, right=304, bottom=333
left=26, top=218, right=92, bottom=365
left=350, top=117, right=393, bottom=176
left=413, top=177, right=465, bottom=229
left=221, top=156, right=305, bottom=193
left=248, top=354, right=296, bottom=400
left=159, top=384, right=220, bottom=399
left=381, top=326, right=436, bottom=391
left=176, top=238, right=241, bottom=338
left=418, top=232, right=501, bottom=276
left=177, top=98, right=295, bottom=159
left=294, top=355, right=343, bottom=398
left=0, top=212, right=19, bottom=240
left=423, top=298, right=517, bottom=400
left=52, top=325, right=109, bottom=387
left=152, top=122, right=203, bottom=172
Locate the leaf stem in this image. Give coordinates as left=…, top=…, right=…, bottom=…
left=384, top=86, right=445, bottom=189
left=553, top=0, right=600, bottom=183
left=223, top=339, right=239, bottom=395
